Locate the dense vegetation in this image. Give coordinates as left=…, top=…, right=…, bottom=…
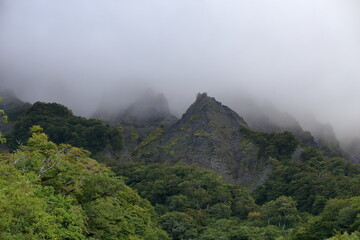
left=253, top=148, right=360, bottom=214
left=109, top=161, right=360, bottom=240
left=6, top=102, right=122, bottom=154
left=112, top=162, right=292, bottom=239
left=0, top=126, right=168, bottom=239
left=240, top=126, right=299, bottom=160
left=1, top=97, right=360, bottom=239
left=98, top=111, right=360, bottom=239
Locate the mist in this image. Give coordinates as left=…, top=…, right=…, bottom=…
left=0, top=0, right=360, bottom=140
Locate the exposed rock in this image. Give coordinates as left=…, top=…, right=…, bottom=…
left=134, top=93, right=274, bottom=186
left=93, top=91, right=178, bottom=157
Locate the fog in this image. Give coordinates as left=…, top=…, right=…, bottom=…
left=0, top=0, right=360, bottom=140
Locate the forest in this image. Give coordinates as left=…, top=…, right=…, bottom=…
left=0, top=95, right=360, bottom=240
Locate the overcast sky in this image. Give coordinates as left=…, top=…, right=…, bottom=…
left=0, top=0, right=359, bottom=139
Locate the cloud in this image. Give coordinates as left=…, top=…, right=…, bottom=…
left=0, top=0, right=359, bottom=139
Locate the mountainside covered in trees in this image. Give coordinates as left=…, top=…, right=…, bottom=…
left=1, top=99, right=122, bottom=154
left=1, top=91, right=360, bottom=240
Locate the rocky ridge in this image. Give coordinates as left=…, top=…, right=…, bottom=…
left=134, top=93, right=277, bottom=186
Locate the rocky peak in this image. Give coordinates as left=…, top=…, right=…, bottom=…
left=134, top=93, right=269, bottom=186
left=178, top=92, right=248, bottom=130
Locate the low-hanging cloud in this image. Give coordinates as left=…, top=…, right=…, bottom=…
left=0, top=0, right=360, bottom=140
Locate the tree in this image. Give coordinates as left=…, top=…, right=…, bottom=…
left=160, top=211, right=199, bottom=240
left=1, top=127, right=168, bottom=240
left=0, top=157, right=86, bottom=239
left=260, top=196, right=301, bottom=229
left=294, top=197, right=360, bottom=240
left=326, top=232, right=360, bottom=240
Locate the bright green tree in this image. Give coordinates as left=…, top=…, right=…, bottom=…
left=0, top=126, right=169, bottom=240
left=327, top=232, right=360, bottom=240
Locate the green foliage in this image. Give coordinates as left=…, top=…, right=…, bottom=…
left=194, top=129, right=211, bottom=138
left=259, top=196, right=301, bottom=229
left=6, top=102, right=122, bottom=154
left=0, top=129, right=168, bottom=239
left=160, top=212, right=199, bottom=240
left=253, top=148, right=360, bottom=214
left=3, top=97, right=359, bottom=239
left=189, top=113, right=200, bottom=121
left=326, top=231, right=360, bottom=240
left=133, top=127, right=164, bottom=156
left=130, top=126, right=140, bottom=141
left=112, top=162, right=258, bottom=238
left=199, top=219, right=288, bottom=240
left=294, top=197, right=360, bottom=240
left=0, top=159, right=86, bottom=239
left=240, top=126, right=298, bottom=160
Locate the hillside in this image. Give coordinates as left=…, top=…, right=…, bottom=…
left=1, top=91, right=360, bottom=239
left=5, top=102, right=122, bottom=154
left=0, top=127, right=169, bottom=239
left=132, top=93, right=298, bottom=186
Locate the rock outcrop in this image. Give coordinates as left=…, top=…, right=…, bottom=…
left=134, top=93, right=275, bottom=186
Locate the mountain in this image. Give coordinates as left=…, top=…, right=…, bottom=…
left=118, top=92, right=178, bottom=146
left=93, top=91, right=178, bottom=160
left=237, top=101, right=345, bottom=158
left=133, top=93, right=299, bottom=186
left=93, top=91, right=176, bottom=124
left=2, top=90, right=360, bottom=240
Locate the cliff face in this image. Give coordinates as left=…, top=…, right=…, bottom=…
left=134, top=93, right=275, bottom=186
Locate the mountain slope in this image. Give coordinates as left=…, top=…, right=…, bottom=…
left=6, top=102, right=122, bottom=154
left=134, top=93, right=286, bottom=186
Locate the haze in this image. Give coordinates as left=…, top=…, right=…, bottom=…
left=0, top=0, right=359, bottom=140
